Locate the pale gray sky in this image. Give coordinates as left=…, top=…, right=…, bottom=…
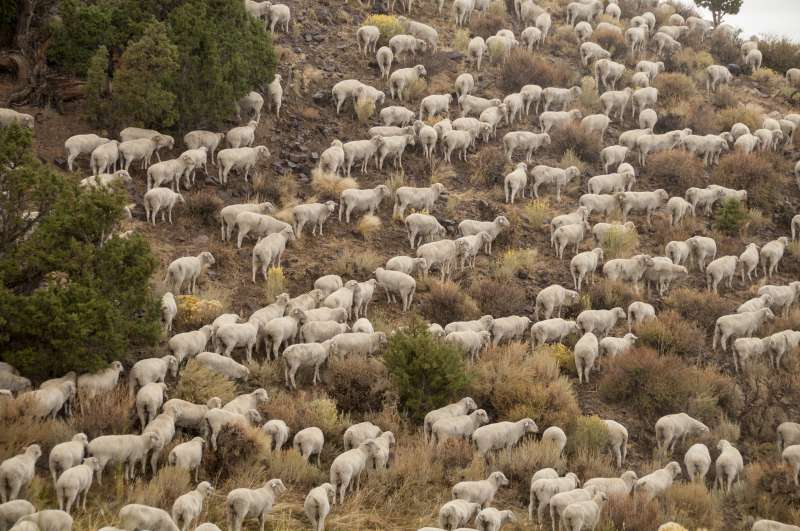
left=693, top=0, right=800, bottom=41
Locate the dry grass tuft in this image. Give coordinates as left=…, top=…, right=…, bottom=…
left=325, top=354, right=390, bottom=414
left=311, top=169, right=358, bottom=200
left=356, top=214, right=382, bottom=240
left=185, top=190, right=224, bottom=227
left=174, top=359, right=238, bottom=404
left=263, top=266, right=286, bottom=303
left=601, top=226, right=639, bottom=259
left=713, top=152, right=787, bottom=209
left=634, top=310, right=706, bottom=359
left=588, top=278, right=638, bottom=310
left=664, top=288, right=735, bottom=331
left=420, top=280, right=481, bottom=325
left=663, top=483, right=724, bottom=531
left=493, top=247, right=538, bottom=281
left=469, top=278, right=527, bottom=317
left=653, top=72, right=698, bottom=105
left=355, top=95, right=376, bottom=124
left=717, top=104, right=764, bottom=132
left=174, top=295, right=224, bottom=330
left=500, top=49, right=574, bottom=92
left=551, top=124, right=601, bottom=164
left=493, top=438, right=566, bottom=499
left=646, top=149, right=707, bottom=195
left=331, top=249, right=383, bottom=277
left=131, top=466, right=191, bottom=507
left=452, top=29, right=470, bottom=52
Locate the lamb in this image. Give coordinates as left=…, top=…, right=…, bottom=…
left=584, top=471, right=637, bottom=496
left=471, top=418, right=539, bottom=458
left=165, top=252, right=215, bottom=294
left=0, top=445, right=41, bottom=502
left=329, top=332, right=388, bottom=357
left=167, top=437, right=206, bottom=481
left=314, top=275, right=343, bottom=297
left=54, top=457, right=100, bottom=515
left=292, top=201, right=336, bottom=237
left=217, top=145, right=271, bottom=184
left=0, top=500, right=35, bottom=531
left=655, top=413, right=710, bottom=454
left=377, top=134, right=416, bottom=171
left=634, top=461, right=682, bottom=500
left=171, top=482, right=213, bottom=531
left=300, top=321, right=350, bottom=343
left=251, top=228, right=294, bottom=281
left=386, top=255, right=429, bottom=276
left=561, top=492, right=607, bottom=531
left=542, top=427, right=567, bottom=455
left=203, top=408, right=261, bottom=451
left=330, top=440, right=381, bottom=504
left=389, top=65, right=427, bottom=102
left=438, top=499, right=481, bottom=530
left=194, top=352, right=250, bottom=380
left=502, top=162, right=528, bottom=204
left=12, top=511, right=72, bottom=531
left=760, top=237, right=789, bottom=277
left=184, top=131, right=225, bottom=164
left=532, top=165, right=580, bottom=202
left=758, top=282, right=800, bottom=317
left=685, top=236, right=716, bottom=271
left=458, top=216, right=509, bottom=254
left=339, top=185, right=391, bottom=222
left=262, top=420, right=291, bottom=451
left=738, top=293, right=772, bottom=314
left=574, top=332, right=599, bottom=384
left=713, top=308, right=775, bottom=351
left=705, top=255, right=738, bottom=293
left=87, top=432, right=160, bottom=483
left=79, top=168, right=132, bottom=191
left=528, top=473, right=580, bottom=523
left=570, top=248, right=603, bottom=291
left=420, top=94, right=453, bottom=120
left=503, top=131, right=550, bottom=163
left=535, top=285, right=579, bottom=321
left=715, top=439, right=743, bottom=492
left=374, top=267, right=416, bottom=312
left=627, top=301, right=654, bottom=331
left=475, top=508, right=516, bottom=531
left=576, top=308, right=626, bottom=337
left=225, top=479, right=287, bottom=531
left=540, top=109, right=583, bottom=135
left=294, top=427, right=325, bottom=464
left=595, top=60, right=626, bottom=92
left=599, top=333, right=637, bottom=359
left=684, top=443, right=712, bottom=483
left=490, top=316, right=531, bottom=346
left=282, top=341, right=333, bottom=389
left=445, top=331, right=492, bottom=363
left=304, top=483, right=335, bottom=531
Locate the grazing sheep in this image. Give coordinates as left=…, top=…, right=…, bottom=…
left=223, top=389, right=270, bottom=416
left=684, top=443, right=712, bottom=483
left=540, top=110, right=583, bottom=135
left=172, top=482, right=213, bottom=531
left=705, top=255, right=738, bottom=293
left=431, top=409, right=489, bottom=446
left=584, top=471, right=637, bottom=496
left=627, top=301, right=655, bottom=331
left=685, top=236, right=716, bottom=271
left=599, top=333, right=637, bottom=359
left=503, top=132, right=550, bottom=163
left=713, top=308, right=775, bottom=351
left=574, top=332, right=599, bottom=384
left=570, top=248, right=604, bottom=291
left=458, top=216, right=509, bottom=254
left=472, top=418, right=539, bottom=458
left=561, top=492, right=607, bottom=531
left=764, top=330, right=800, bottom=369
left=300, top=321, right=350, bottom=343
left=292, top=202, right=337, bottom=237
left=761, top=237, right=789, bottom=277
left=339, top=185, right=391, bottom=223
left=439, top=499, right=481, bottom=530
left=535, top=285, right=579, bottom=321
left=304, top=483, right=335, bottom=531
left=424, top=398, right=479, bottom=442
left=758, top=282, right=800, bottom=317
left=374, top=267, right=416, bottom=312
left=542, top=85, right=582, bottom=112
left=13, top=511, right=72, bottom=531
left=165, top=252, right=215, bottom=294
left=475, top=507, right=516, bottom=531
left=542, top=427, right=567, bottom=455
left=715, top=439, right=743, bottom=492
left=87, top=432, right=160, bottom=483
left=753, top=521, right=800, bottom=531
left=528, top=473, right=580, bottom=523
left=168, top=438, right=206, bottom=481
left=203, top=408, right=261, bottom=451
left=0, top=500, right=35, bottom=531
left=576, top=308, right=626, bottom=337
left=225, top=479, right=287, bottom=531
left=490, top=316, right=531, bottom=346
left=330, top=440, right=381, bottom=504
left=634, top=461, right=682, bottom=500
left=655, top=413, right=710, bottom=454
left=0, top=445, right=41, bottom=502
left=552, top=223, right=586, bottom=260
left=282, top=341, right=333, bottom=389
left=445, top=330, right=491, bottom=363
left=394, top=183, right=446, bottom=218
left=294, top=427, right=325, bottom=465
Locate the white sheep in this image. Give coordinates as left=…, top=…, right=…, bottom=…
left=423, top=397, right=478, bottom=442
left=420, top=94, right=453, bottom=121
left=251, top=228, right=294, bottom=282
left=438, top=499, right=481, bottom=530
left=389, top=65, right=426, bottom=102
left=595, top=60, right=626, bottom=92
left=531, top=165, right=580, bottom=202
left=184, top=131, right=225, bottom=164
left=570, top=248, right=604, bottom=291
left=655, top=413, right=710, bottom=454
left=171, top=482, right=213, bottom=531
left=300, top=321, right=349, bottom=344
left=535, top=285, right=579, bottom=321
left=0, top=500, right=35, bottom=531
left=528, top=473, right=580, bottom=523
left=566, top=0, right=603, bottom=25
left=759, top=283, right=800, bottom=317
left=634, top=461, right=681, bottom=500
left=217, top=145, right=271, bottom=184
left=765, top=330, right=800, bottom=370
left=561, top=492, right=607, bottom=531
left=118, top=135, right=170, bottom=171
left=445, top=315, right=494, bottom=334
left=87, top=432, right=160, bottom=483
left=705, top=255, right=738, bottom=293
left=220, top=202, right=275, bottom=242
left=541, top=426, right=567, bottom=456
left=0, top=446, right=41, bottom=502
left=458, top=216, right=509, bottom=254
left=234, top=212, right=291, bottom=249
left=203, top=408, right=261, bottom=451
left=431, top=409, right=490, bottom=445
left=294, top=427, right=325, bottom=464
left=12, top=511, right=72, bottom=531
left=684, top=443, right=711, bottom=483
left=503, top=131, right=550, bottom=163
left=282, top=341, right=333, bottom=389
left=490, top=316, right=531, bottom=346
left=540, top=109, right=583, bottom=135
left=584, top=471, right=637, bottom=496
left=225, top=479, right=287, bottom=531
left=761, top=237, right=789, bottom=277
left=737, top=293, right=772, bottom=314
left=167, top=437, right=205, bottom=481
left=685, top=235, right=716, bottom=271
left=550, top=487, right=600, bottom=531
left=600, top=144, right=630, bottom=172
left=48, top=434, right=89, bottom=487
left=0, top=109, right=34, bottom=129
left=330, top=440, right=381, bottom=504
left=530, top=319, right=579, bottom=348
left=715, top=439, right=744, bottom=492
left=475, top=507, right=516, bottom=531
left=552, top=223, right=585, bottom=260
left=665, top=196, right=692, bottom=226
left=223, top=389, right=269, bottom=416
left=304, top=483, right=335, bottom=531
left=374, top=267, right=416, bottom=312
left=576, top=308, right=626, bottom=337
left=753, top=521, right=800, bottom=531
left=195, top=352, right=250, bottom=380
left=713, top=308, right=775, bottom=351
left=135, top=382, right=167, bottom=430
left=573, top=332, right=599, bottom=384
left=416, top=239, right=466, bottom=281
left=165, top=252, right=215, bottom=294
left=339, top=185, right=391, bottom=222
left=472, top=418, right=538, bottom=458
left=54, top=457, right=100, bottom=515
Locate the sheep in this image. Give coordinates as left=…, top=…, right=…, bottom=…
left=444, top=331, right=490, bottom=363
left=629, top=88, right=659, bottom=122
left=290, top=201, right=336, bottom=238
left=595, top=60, right=626, bottom=92
left=738, top=293, right=773, bottom=315
left=403, top=212, right=446, bottom=249
left=374, top=267, right=416, bottom=312
left=184, top=131, right=225, bottom=164
left=478, top=104, right=507, bottom=137
left=222, top=389, right=269, bottom=417
left=715, top=439, right=743, bottom=492
left=194, top=352, right=250, bottom=381
left=416, top=239, right=465, bottom=281
left=351, top=319, right=373, bottom=335
left=262, top=420, right=291, bottom=452
left=765, top=329, right=800, bottom=369
left=586, top=172, right=633, bottom=195
left=313, top=275, right=343, bottom=298
left=389, top=65, right=426, bottom=102
left=219, top=203, right=274, bottom=242
left=471, top=418, right=539, bottom=458
left=357, top=25, right=380, bottom=55
left=47, top=433, right=89, bottom=487
left=300, top=321, right=350, bottom=344
left=377, top=133, right=416, bottom=171
left=330, top=440, right=381, bottom=504
left=618, top=127, right=653, bottom=151
left=705, top=255, right=738, bottom=293
left=386, top=255, right=429, bottom=277
left=745, top=48, right=763, bottom=70
left=634, top=461, right=682, bottom=500
left=592, top=221, right=633, bottom=245
left=0, top=109, right=33, bottom=130
left=134, top=382, right=167, bottom=430
left=423, top=397, right=478, bottom=442
left=304, top=483, right=335, bottom=531
left=534, top=285, right=579, bottom=321
left=53, top=457, right=100, bottom=515
left=217, top=145, right=271, bottom=184
left=0, top=445, right=41, bottom=502
left=79, top=168, right=132, bottom=192
left=599, top=333, right=638, bottom=360
left=573, top=332, right=599, bottom=384
left=753, top=521, right=800, bottom=531
left=0, top=500, right=35, bottom=531
left=458, top=216, right=509, bottom=254
left=552, top=207, right=590, bottom=235
left=758, top=283, right=800, bottom=317
left=490, top=316, right=531, bottom=346
left=166, top=437, right=206, bottom=482
left=652, top=31, right=682, bottom=56
left=236, top=91, right=263, bottom=123
left=251, top=228, right=294, bottom=281
left=22, top=381, right=75, bottom=420
left=685, top=235, right=716, bottom=271
left=655, top=413, right=710, bottom=454
left=576, top=308, right=626, bottom=337
left=87, top=432, right=160, bottom=483
left=282, top=341, right=333, bottom=389
left=165, top=252, right=215, bottom=294
left=531, top=165, right=580, bottom=203
left=203, top=408, right=261, bottom=451
left=225, top=479, right=287, bottom=531
left=551, top=223, right=585, bottom=261
left=521, top=26, right=543, bottom=51
left=380, top=106, right=415, bottom=128
left=475, top=507, right=516, bottom=531
left=682, top=443, right=712, bottom=484
left=580, top=42, right=611, bottom=67
left=626, top=301, right=654, bottom=331
left=339, top=185, right=391, bottom=223
left=12, top=511, right=72, bottom=531
left=731, top=122, right=751, bottom=140
left=542, top=427, right=567, bottom=455
left=569, top=248, right=603, bottom=291
left=142, top=187, right=184, bottom=225
left=561, top=492, right=607, bottom=531
left=438, top=499, right=481, bottom=529
left=665, top=196, right=692, bottom=226
left=503, top=131, right=550, bottom=163
left=528, top=473, right=580, bottom=523
left=168, top=482, right=214, bottom=531
left=530, top=319, right=580, bottom=348
left=584, top=471, right=637, bottom=496
left=713, top=308, right=775, bottom=351
left=294, top=427, right=325, bottom=465
left=778, top=423, right=800, bottom=454
left=625, top=26, right=648, bottom=56
left=550, top=488, right=600, bottom=531
left=535, top=11, right=552, bottom=41
left=599, top=146, right=629, bottom=174
left=85, top=138, right=119, bottom=176
left=163, top=396, right=220, bottom=434
left=286, top=291, right=323, bottom=315
left=329, top=332, right=388, bottom=358
left=566, top=0, right=602, bottom=25
left=441, top=129, right=472, bottom=163
left=420, top=94, right=453, bottom=121
left=388, top=34, right=428, bottom=62
left=761, top=237, right=789, bottom=277
left=0, top=371, right=29, bottom=395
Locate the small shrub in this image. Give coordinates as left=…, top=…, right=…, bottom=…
left=357, top=214, right=382, bottom=239
left=131, top=466, right=191, bottom=507
left=707, top=30, right=740, bottom=66
left=714, top=197, right=748, bottom=235
left=355, top=95, right=376, bottom=124
left=759, top=36, right=800, bottom=76
left=684, top=99, right=722, bottom=135
left=174, top=295, right=223, bottom=330
left=326, top=354, right=390, bottom=414
left=310, top=169, right=357, bottom=199
left=363, top=15, right=403, bottom=44
left=469, top=278, right=527, bottom=317
left=559, top=148, right=588, bottom=175
left=262, top=448, right=325, bottom=489
left=663, top=483, right=724, bottom=531
left=537, top=343, right=576, bottom=375
left=578, top=76, right=601, bottom=113
left=174, top=359, right=238, bottom=404
left=713, top=415, right=741, bottom=442
left=331, top=249, right=382, bottom=277
left=568, top=415, right=610, bottom=455
left=494, top=439, right=566, bottom=500
left=717, top=104, right=763, bottom=132
left=263, top=393, right=349, bottom=446
left=185, top=190, right=224, bottom=226
left=72, top=387, right=137, bottom=438
left=665, top=288, right=735, bottom=331
left=383, top=319, right=470, bottom=422
left=550, top=123, right=601, bottom=163
left=591, top=27, right=626, bottom=57
left=588, top=279, right=638, bottom=309
left=469, top=11, right=505, bottom=40
left=523, top=198, right=552, bottom=228
left=253, top=171, right=297, bottom=204
left=713, top=152, right=784, bottom=209
left=712, top=86, right=737, bottom=108
left=500, top=49, right=574, bottom=91
left=752, top=67, right=786, bottom=93
left=452, top=29, right=470, bottom=52
left=672, top=48, right=714, bottom=75
left=468, top=146, right=506, bottom=187
left=493, top=247, right=538, bottom=282
left=635, top=311, right=706, bottom=359
left=601, top=493, right=661, bottom=531
left=602, top=226, right=639, bottom=259
left=653, top=72, right=697, bottom=105
left=420, top=280, right=481, bottom=325
left=263, top=266, right=285, bottom=302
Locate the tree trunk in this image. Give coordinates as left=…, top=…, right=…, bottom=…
left=7, top=0, right=54, bottom=107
